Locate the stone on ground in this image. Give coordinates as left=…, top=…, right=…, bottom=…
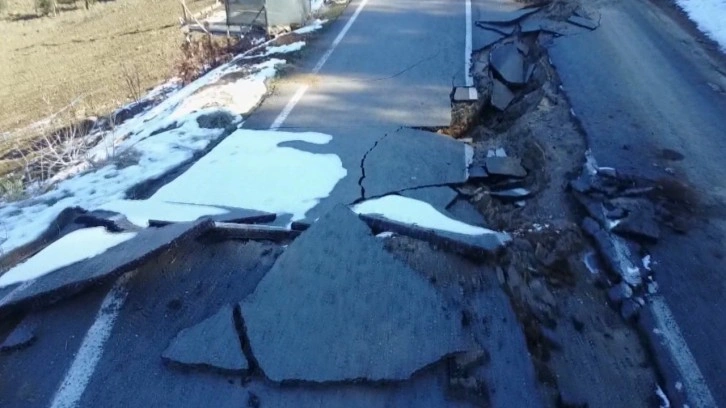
left=484, top=156, right=527, bottom=178
left=240, top=206, right=469, bottom=383
left=162, top=305, right=249, bottom=374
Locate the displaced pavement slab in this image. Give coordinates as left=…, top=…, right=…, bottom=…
left=400, top=186, right=458, bottom=210
left=0, top=315, right=39, bottom=352
left=453, top=87, right=479, bottom=102
left=381, top=235, right=543, bottom=406
left=162, top=305, right=248, bottom=374
left=484, top=156, right=527, bottom=178
left=473, top=28, right=504, bottom=51
left=240, top=206, right=470, bottom=383
left=489, top=44, right=527, bottom=86
left=491, top=78, right=515, bottom=111
left=0, top=220, right=213, bottom=315
left=445, top=199, right=488, bottom=227
left=353, top=195, right=510, bottom=257
left=475, top=21, right=515, bottom=36
left=362, top=127, right=471, bottom=198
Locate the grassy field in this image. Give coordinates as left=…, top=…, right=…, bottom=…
left=0, top=0, right=216, bottom=135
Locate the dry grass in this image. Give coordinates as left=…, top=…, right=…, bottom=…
left=0, top=0, right=216, bottom=146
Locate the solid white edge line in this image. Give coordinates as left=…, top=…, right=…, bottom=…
left=464, top=0, right=474, bottom=88
left=269, top=0, right=371, bottom=131
left=649, top=296, right=717, bottom=408
left=49, top=272, right=136, bottom=408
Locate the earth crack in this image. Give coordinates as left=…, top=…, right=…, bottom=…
left=358, top=131, right=392, bottom=199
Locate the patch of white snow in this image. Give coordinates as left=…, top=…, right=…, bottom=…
left=148, top=130, right=347, bottom=222
left=0, top=227, right=136, bottom=288
left=352, top=195, right=510, bottom=241
left=675, top=0, right=726, bottom=51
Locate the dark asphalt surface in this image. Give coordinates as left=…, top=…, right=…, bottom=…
left=549, top=0, right=726, bottom=406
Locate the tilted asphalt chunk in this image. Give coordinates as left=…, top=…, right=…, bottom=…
left=400, top=186, right=458, bottom=210
left=0, top=219, right=213, bottom=316
left=162, top=304, right=249, bottom=375
left=239, top=205, right=471, bottom=383
left=582, top=217, right=643, bottom=286
left=491, top=79, right=515, bottom=111
left=489, top=44, right=527, bottom=85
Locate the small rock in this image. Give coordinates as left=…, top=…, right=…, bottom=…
left=484, top=156, right=527, bottom=178
left=607, top=282, right=633, bottom=306
left=620, top=299, right=641, bottom=321
left=490, top=188, right=532, bottom=200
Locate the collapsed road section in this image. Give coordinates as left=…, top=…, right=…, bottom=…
left=1, top=0, right=723, bottom=407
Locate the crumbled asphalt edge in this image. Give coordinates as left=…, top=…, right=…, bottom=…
left=462, top=3, right=669, bottom=405
left=527, top=2, right=687, bottom=405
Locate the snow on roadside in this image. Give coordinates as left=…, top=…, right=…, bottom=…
left=0, top=227, right=136, bottom=288
left=352, top=195, right=511, bottom=242
left=0, top=51, right=299, bottom=257
left=101, top=130, right=347, bottom=227
left=675, top=0, right=726, bottom=51
left=311, top=0, right=325, bottom=13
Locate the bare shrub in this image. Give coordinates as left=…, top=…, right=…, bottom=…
left=121, top=64, right=143, bottom=102
left=35, top=0, right=56, bottom=16
left=175, top=33, right=238, bottom=84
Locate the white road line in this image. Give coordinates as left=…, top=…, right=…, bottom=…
left=269, top=0, right=371, bottom=130
left=49, top=272, right=136, bottom=408
left=465, top=0, right=477, bottom=100
left=649, top=296, right=717, bottom=408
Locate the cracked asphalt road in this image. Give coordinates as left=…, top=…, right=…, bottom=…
left=2, top=0, right=726, bottom=407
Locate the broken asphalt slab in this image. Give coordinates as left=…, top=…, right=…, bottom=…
left=472, top=28, right=504, bottom=51
left=240, top=206, right=471, bottom=383
left=489, top=44, right=528, bottom=86
left=484, top=156, right=527, bottom=178
left=582, top=217, right=643, bottom=286
left=162, top=304, right=249, bottom=375
left=147, top=207, right=275, bottom=228
left=362, top=127, right=471, bottom=198
left=491, top=79, right=515, bottom=111
left=359, top=214, right=509, bottom=258
left=0, top=220, right=213, bottom=316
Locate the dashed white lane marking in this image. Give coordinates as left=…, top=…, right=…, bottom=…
left=269, top=0, right=371, bottom=130
left=465, top=0, right=477, bottom=100
left=49, top=272, right=136, bottom=408
left=649, top=296, right=717, bottom=408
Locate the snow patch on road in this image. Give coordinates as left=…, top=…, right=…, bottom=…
left=141, top=130, right=347, bottom=223
left=352, top=195, right=506, bottom=237
left=0, top=227, right=136, bottom=288
left=675, top=0, right=726, bottom=51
